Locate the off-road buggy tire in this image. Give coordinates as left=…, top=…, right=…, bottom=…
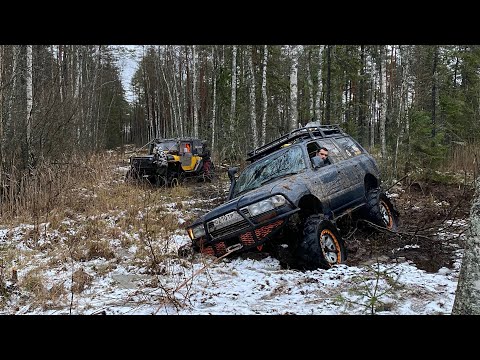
left=125, top=169, right=142, bottom=184
left=363, top=188, right=399, bottom=231
left=154, top=175, right=168, bottom=187
left=296, top=214, right=346, bottom=270
left=169, top=177, right=179, bottom=187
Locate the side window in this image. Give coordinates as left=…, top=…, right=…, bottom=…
left=316, top=139, right=344, bottom=163
left=180, top=142, right=192, bottom=154
left=335, top=137, right=363, bottom=158
left=307, top=142, right=321, bottom=160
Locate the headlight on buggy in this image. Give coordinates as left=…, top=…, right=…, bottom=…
left=188, top=225, right=205, bottom=240
left=247, top=195, right=286, bottom=216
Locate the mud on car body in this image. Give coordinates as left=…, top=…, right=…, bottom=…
left=185, top=122, right=398, bottom=270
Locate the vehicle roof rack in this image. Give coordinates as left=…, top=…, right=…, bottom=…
left=246, top=122, right=345, bottom=162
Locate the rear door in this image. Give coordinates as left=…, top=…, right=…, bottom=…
left=307, top=139, right=352, bottom=213
left=333, top=136, right=366, bottom=203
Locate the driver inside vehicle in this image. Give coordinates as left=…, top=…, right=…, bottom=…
left=312, top=147, right=331, bottom=168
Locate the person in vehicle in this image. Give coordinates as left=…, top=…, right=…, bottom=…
left=312, top=147, right=331, bottom=168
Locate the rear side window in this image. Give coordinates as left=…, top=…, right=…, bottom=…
left=308, top=139, right=344, bottom=164
left=335, top=137, right=363, bottom=158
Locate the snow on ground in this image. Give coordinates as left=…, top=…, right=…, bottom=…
left=0, top=224, right=463, bottom=315
left=0, top=165, right=469, bottom=315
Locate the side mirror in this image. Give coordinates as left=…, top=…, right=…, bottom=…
left=227, top=167, right=238, bottom=182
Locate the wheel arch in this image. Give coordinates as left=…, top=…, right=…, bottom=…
left=364, top=173, right=379, bottom=193
left=297, top=194, right=324, bottom=220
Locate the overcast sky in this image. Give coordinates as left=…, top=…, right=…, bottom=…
left=116, top=45, right=143, bottom=102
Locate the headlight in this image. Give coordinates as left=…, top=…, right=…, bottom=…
left=188, top=225, right=205, bottom=239
left=247, top=195, right=286, bottom=216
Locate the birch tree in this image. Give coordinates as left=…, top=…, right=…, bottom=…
left=211, top=46, right=217, bottom=151
left=307, top=50, right=314, bottom=120
left=452, top=181, right=480, bottom=314
left=289, top=45, right=300, bottom=131
left=248, top=46, right=258, bottom=149
left=230, top=45, right=237, bottom=133
left=326, top=45, right=332, bottom=124
left=260, top=45, right=268, bottom=146
left=358, top=45, right=367, bottom=145
left=26, top=45, right=33, bottom=166
left=316, top=45, right=324, bottom=122
left=192, top=45, right=199, bottom=138
left=394, top=45, right=408, bottom=178
left=379, top=45, right=387, bottom=159
left=159, top=46, right=177, bottom=136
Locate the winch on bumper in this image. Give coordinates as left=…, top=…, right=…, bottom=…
left=187, top=193, right=299, bottom=257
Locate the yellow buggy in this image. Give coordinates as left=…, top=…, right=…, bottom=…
left=126, top=137, right=214, bottom=187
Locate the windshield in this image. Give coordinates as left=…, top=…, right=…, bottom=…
left=155, top=141, right=179, bottom=152
left=232, top=146, right=307, bottom=198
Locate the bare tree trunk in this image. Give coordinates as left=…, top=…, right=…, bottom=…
left=260, top=45, right=268, bottom=146
left=307, top=50, right=314, bottom=120
left=159, top=46, right=177, bottom=136
left=370, top=52, right=377, bottom=149
left=175, top=46, right=184, bottom=137
left=183, top=46, right=190, bottom=137
left=58, top=45, right=64, bottom=103
left=289, top=45, right=300, bottom=131
left=192, top=45, right=199, bottom=138
left=316, top=45, right=324, bottom=122
left=248, top=46, right=258, bottom=149
left=432, top=45, right=439, bottom=138
left=326, top=45, right=331, bottom=125
left=379, top=45, right=387, bottom=159
left=26, top=45, right=33, bottom=165
left=211, top=46, right=217, bottom=152
left=6, top=46, right=18, bottom=140
left=358, top=45, right=366, bottom=145
left=230, top=45, right=237, bottom=133
left=0, top=45, right=4, bottom=175
left=394, top=45, right=407, bottom=178
left=452, top=180, right=480, bottom=314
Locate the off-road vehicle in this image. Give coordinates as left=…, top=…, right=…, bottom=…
left=126, top=137, right=214, bottom=187
left=185, top=122, right=398, bottom=270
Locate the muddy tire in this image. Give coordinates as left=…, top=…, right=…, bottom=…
left=364, top=188, right=399, bottom=231
left=169, top=177, right=179, bottom=187
left=296, top=214, right=346, bottom=270
left=125, top=169, right=140, bottom=184
left=155, top=175, right=168, bottom=187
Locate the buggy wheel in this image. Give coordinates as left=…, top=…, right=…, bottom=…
left=170, top=177, right=179, bottom=187
left=363, top=188, right=399, bottom=231
left=155, top=176, right=168, bottom=187
left=125, top=169, right=141, bottom=184
left=296, top=214, right=346, bottom=270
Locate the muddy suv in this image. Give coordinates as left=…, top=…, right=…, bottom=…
left=185, top=122, right=398, bottom=270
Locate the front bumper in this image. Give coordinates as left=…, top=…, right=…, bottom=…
left=191, top=194, right=300, bottom=257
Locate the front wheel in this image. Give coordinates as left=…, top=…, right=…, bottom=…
left=363, top=188, right=399, bottom=231
left=296, top=214, right=346, bottom=270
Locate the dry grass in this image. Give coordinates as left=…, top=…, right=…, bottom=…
left=449, top=143, right=480, bottom=173
left=0, top=149, right=218, bottom=312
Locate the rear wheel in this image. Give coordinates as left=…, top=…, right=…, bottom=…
left=170, top=177, right=179, bottom=187
left=154, top=175, right=168, bottom=187
left=296, top=214, right=346, bottom=270
left=364, top=188, right=399, bottom=231
left=125, top=169, right=140, bottom=184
